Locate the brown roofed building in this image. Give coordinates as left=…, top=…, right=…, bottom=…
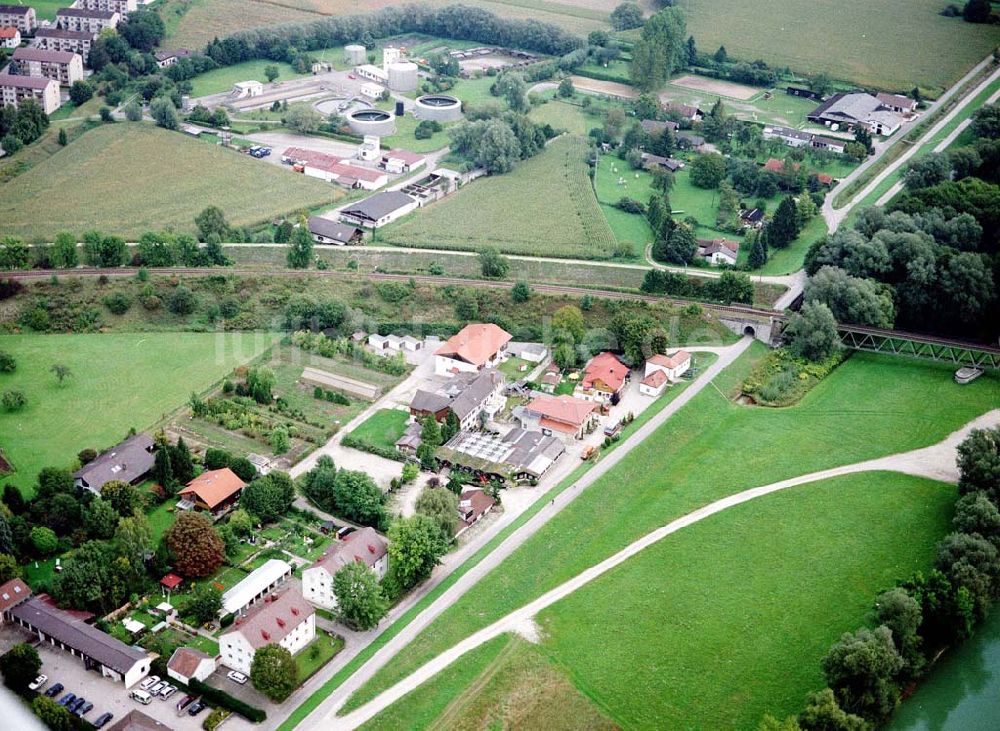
left=574, top=352, right=629, bottom=404
left=56, top=7, right=120, bottom=34
left=0, top=578, right=31, bottom=621
left=302, top=527, right=389, bottom=610
left=177, top=468, right=246, bottom=516
left=106, top=710, right=171, bottom=731
left=33, top=27, right=96, bottom=62
left=12, top=46, right=84, bottom=86
left=517, top=394, right=598, bottom=440
left=0, top=71, right=60, bottom=114
left=166, top=647, right=216, bottom=685
left=0, top=4, right=36, bottom=32
left=434, top=323, right=512, bottom=376
left=219, top=591, right=316, bottom=675
left=456, top=488, right=495, bottom=536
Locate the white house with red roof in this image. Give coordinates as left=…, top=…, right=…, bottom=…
left=166, top=647, right=216, bottom=685
left=434, top=323, right=512, bottom=376
left=302, top=527, right=389, bottom=611
left=218, top=591, right=315, bottom=675
left=573, top=351, right=629, bottom=404
left=644, top=350, right=692, bottom=386
left=517, top=394, right=598, bottom=440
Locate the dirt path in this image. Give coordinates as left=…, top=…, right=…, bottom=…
left=294, top=338, right=755, bottom=729
left=329, top=408, right=1000, bottom=730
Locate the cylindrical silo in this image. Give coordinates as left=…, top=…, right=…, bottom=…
left=344, top=44, right=366, bottom=66
left=387, top=61, right=419, bottom=92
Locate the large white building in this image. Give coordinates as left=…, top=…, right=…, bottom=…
left=12, top=47, right=85, bottom=86
left=218, top=591, right=315, bottom=675
left=33, top=28, right=96, bottom=63
left=0, top=72, right=61, bottom=114
left=434, top=323, right=512, bottom=377
left=0, top=4, right=36, bottom=33
left=221, top=558, right=292, bottom=617
left=75, top=0, right=137, bottom=18
left=302, top=527, right=389, bottom=611
left=56, top=7, right=120, bottom=34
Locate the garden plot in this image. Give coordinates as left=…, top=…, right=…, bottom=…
left=670, top=74, right=760, bottom=100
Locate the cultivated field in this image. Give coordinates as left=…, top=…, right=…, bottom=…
left=681, top=0, right=1000, bottom=93
left=342, top=349, right=1000, bottom=715
left=380, top=136, right=620, bottom=259
left=568, top=75, right=638, bottom=99
left=671, top=74, right=759, bottom=100
left=161, top=0, right=318, bottom=50
left=0, top=124, right=337, bottom=241
left=0, top=332, right=276, bottom=496
left=364, top=470, right=952, bottom=729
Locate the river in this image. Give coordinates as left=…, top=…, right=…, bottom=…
left=888, top=610, right=1000, bottom=730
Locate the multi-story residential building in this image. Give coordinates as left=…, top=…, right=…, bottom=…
left=0, top=72, right=60, bottom=114
left=0, top=4, right=36, bottom=33
left=12, top=47, right=85, bottom=86
left=302, top=528, right=389, bottom=611
left=75, top=0, right=136, bottom=18
left=56, top=7, right=119, bottom=34
left=34, top=27, right=95, bottom=63
left=218, top=591, right=315, bottom=675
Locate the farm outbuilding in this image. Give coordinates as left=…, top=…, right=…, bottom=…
left=301, top=366, right=381, bottom=399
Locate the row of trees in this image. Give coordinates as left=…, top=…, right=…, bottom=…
left=763, top=426, right=1000, bottom=729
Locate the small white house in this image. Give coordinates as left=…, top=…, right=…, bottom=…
left=639, top=369, right=668, bottom=397
left=166, top=647, right=216, bottom=685
left=232, top=80, right=263, bottom=98
left=360, top=81, right=385, bottom=99
left=358, top=135, right=380, bottom=161
left=644, top=351, right=692, bottom=384
left=302, top=527, right=389, bottom=611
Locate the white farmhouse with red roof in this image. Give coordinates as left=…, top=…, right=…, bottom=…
left=641, top=350, right=692, bottom=396
left=434, top=323, right=512, bottom=377
left=302, top=527, right=389, bottom=611
left=218, top=591, right=315, bottom=675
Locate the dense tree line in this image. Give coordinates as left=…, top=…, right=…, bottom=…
left=761, top=426, right=1000, bottom=730
left=205, top=4, right=582, bottom=68
left=0, top=101, right=49, bottom=156
left=630, top=7, right=686, bottom=91
left=447, top=107, right=555, bottom=174
left=641, top=269, right=754, bottom=305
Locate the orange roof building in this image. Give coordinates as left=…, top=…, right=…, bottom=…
left=434, top=323, right=512, bottom=376
left=644, top=350, right=692, bottom=383
left=519, top=394, right=598, bottom=440
left=575, top=352, right=629, bottom=402
left=178, top=468, right=246, bottom=515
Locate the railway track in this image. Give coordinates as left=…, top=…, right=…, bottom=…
left=6, top=267, right=996, bottom=355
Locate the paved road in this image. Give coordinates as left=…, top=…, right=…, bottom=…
left=822, top=54, right=1000, bottom=231
left=875, top=82, right=1000, bottom=207
left=295, top=337, right=755, bottom=729
left=330, top=407, right=1000, bottom=729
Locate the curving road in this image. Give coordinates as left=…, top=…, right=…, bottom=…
left=328, top=408, right=1000, bottom=729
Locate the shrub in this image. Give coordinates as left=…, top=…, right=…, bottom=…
left=2, top=389, right=26, bottom=412
left=0, top=350, right=15, bottom=373
left=102, top=292, right=132, bottom=314
left=189, top=679, right=266, bottom=722
left=168, top=286, right=197, bottom=315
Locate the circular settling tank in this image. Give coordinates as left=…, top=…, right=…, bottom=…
left=347, top=108, right=396, bottom=136
left=413, top=94, right=463, bottom=122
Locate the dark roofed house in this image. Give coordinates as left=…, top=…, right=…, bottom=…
left=786, top=86, right=823, bottom=101
left=663, top=102, right=702, bottom=121
left=410, top=369, right=506, bottom=431
left=340, top=191, right=418, bottom=228
left=153, top=48, right=193, bottom=68
left=0, top=4, right=37, bottom=32
left=639, top=119, right=679, bottom=135
left=308, top=216, right=363, bottom=245
left=875, top=92, right=917, bottom=114
left=11, top=596, right=151, bottom=687
left=456, top=488, right=495, bottom=536
left=106, top=710, right=171, bottom=731
left=73, top=433, right=155, bottom=495
left=641, top=153, right=683, bottom=172
left=807, top=91, right=903, bottom=136
left=739, top=207, right=765, bottom=229
left=676, top=131, right=706, bottom=150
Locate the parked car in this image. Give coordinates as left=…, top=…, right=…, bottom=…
left=75, top=701, right=93, bottom=717
left=149, top=681, right=166, bottom=696
left=160, top=685, right=177, bottom=700
left=44, top=683, right=63, bottom=698
left=130, top=689, right=152, bottom=705
left=336, top=526, right=355, bottom=540
left=176, top=694, right=196, bottom=713
left=68, top=697, right=86, bottom=713
left=227, top=670, right=248, bottom=684
left=93, top=712, right=114, bottom=728
left=28, top=675, right=47, bottom=691
left=187, top=700, right=206, bottom=716
left=139, top=675, right=159, bottom=691
left=57, top=692, right=76, bottom=707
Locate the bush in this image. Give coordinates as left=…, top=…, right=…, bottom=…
left=102, top=292, right=132, bottom=314
left=189, top=679, right=266, bottom=722
left=167, top=286, right=196, bottom=315
left=0, top=350, right=15, bottom=373
left=2, top=389, right=26, bottom=412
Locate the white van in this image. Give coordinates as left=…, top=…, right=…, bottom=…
left=130, top=689, right=152, bottom=705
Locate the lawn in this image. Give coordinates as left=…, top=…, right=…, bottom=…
left=343, top=348, right=1000, bottom=711
left=683, top=0, right=999, bottom=94
left=364, top=471, right=953, bottom=729
left=348, top=409, right=410, bottom=451
left=189, top=60, right=310, bottom=97
left=0, top=124, right=337, bottom=241
left=295, top=633, right=345, bottom=682
left=0, top=332, right=274, bottom=496
left=359, top=635, right=617, bottom=730
left=380, top=136, right=620, bottom=259
left=146, top=495, right=178, bottom=544
left=528, top=99, right=595, bottom=137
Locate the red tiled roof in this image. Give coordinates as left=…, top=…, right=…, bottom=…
left=647, top=350, right=691, bottom=370
left=385, top=148, right=425, bottom=165
left=641, top=370, right=667, bottom=388
left=167, top=647, right=212, bottom=677
left=581, top=352, right=628, bottom=393
left=435, top=323, right=512, bottom=367
left=527, top=394, right=597, bottom=429
left=816, top=173, right=834, bottom=185
left=0, top=27, right=18, bottom=39
left=160, top=573, right=183, bottom=590
left=458, top=489, right=495, bottom=528
left=763, top=158, right=801, bottom=174
left=0, top=578, right=31, bottom=613
left=179, top=468, right=246, bottom=510
left=225, top=591, right=314, bottom=650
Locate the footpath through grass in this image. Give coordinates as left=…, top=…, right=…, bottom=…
left=342, top=349, right=1000, bottom=712
left=0, top=332, right=276, bottom=495
left=365, top=471, right=953, bottom=729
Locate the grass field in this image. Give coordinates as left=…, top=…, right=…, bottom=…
left=161, top=0, right=318, bottom=50
left=348, top=409, right=410, bottom=451
left=0, top=332, right=275, bottom=496
left=0, top=124, right=337, bottom=241
left=379, top=136, right=620, bottom=259
left=343, top=349, right=1000, bottom=711
left=359, top=635, right=619, bottom=730
left=528, top=99, right=594, bottom=137
left=364, top=471, right=953, bottom=728
left=189, top=60, right=311, bottom=97
left=681, top=0, right=1000, bottom=94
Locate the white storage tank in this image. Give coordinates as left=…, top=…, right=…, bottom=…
left=344, top=44, right=366, bottom=66
left=347, top=108, right=396, bottom=137
left=387, top=61, right=419, bottom=92
left=413, top=94, right=463, bottom=122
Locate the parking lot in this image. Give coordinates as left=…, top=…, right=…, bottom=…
left=32, top=642, right=209, bottom=730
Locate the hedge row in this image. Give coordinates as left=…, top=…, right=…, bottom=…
left=340, top=433, right=406, bottom=463
left=190, top=679, right=266, bottom=723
